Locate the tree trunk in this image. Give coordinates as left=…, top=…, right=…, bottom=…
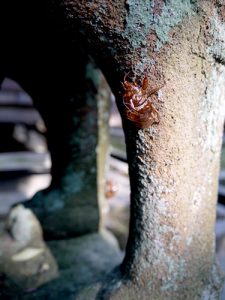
left=0, top=3, right=111, bottom=240
left=1, top=0, right=225, bottom=298
left=57, top=1, right=225, bottom=298
left=24, top=57, right=111, bottom=239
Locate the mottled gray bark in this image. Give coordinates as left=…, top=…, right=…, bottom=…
left=57, top=1, right=225, bottom=298
left=1, top=0, right=225, bottom=298
left=0, top=0, right=111, bottom=239
left=120, top=33, right=225, bottom=300
left=24, top=58, right=110, bottom=239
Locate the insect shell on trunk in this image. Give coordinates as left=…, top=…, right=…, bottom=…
left=122, top=73, right=161, bottom=129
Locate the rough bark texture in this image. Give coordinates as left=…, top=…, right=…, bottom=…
left=57, top=1, right=225, bottom=298
left=1, top=0, right=225, bottom=299
left=24, top=59, right=110, bottom=239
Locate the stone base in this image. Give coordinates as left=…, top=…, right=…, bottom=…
left=0, top=205, right=58, bottom=297
left=0, top=229, right=123, bottom=299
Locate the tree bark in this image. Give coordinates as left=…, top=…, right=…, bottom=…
left=22, top=55, right=111, bottom=239
left=0, top=2, right=111, bottom=239
left=1, top=0, right=225, bottom=298
left=55, top=0, right=225, bottom=298
left=25, top=58, right=110, bottom=239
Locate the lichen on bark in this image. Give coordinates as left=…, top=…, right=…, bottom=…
left=60, top=1, right=225, bottom=298
left=1, top=0, right=225, bottom=298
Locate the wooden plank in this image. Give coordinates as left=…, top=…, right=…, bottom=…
left=0, top=108, right=41, bottom=124
left=0, top=91, right=32, bottom=105
left=0, top=151, right=51, bottom=173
